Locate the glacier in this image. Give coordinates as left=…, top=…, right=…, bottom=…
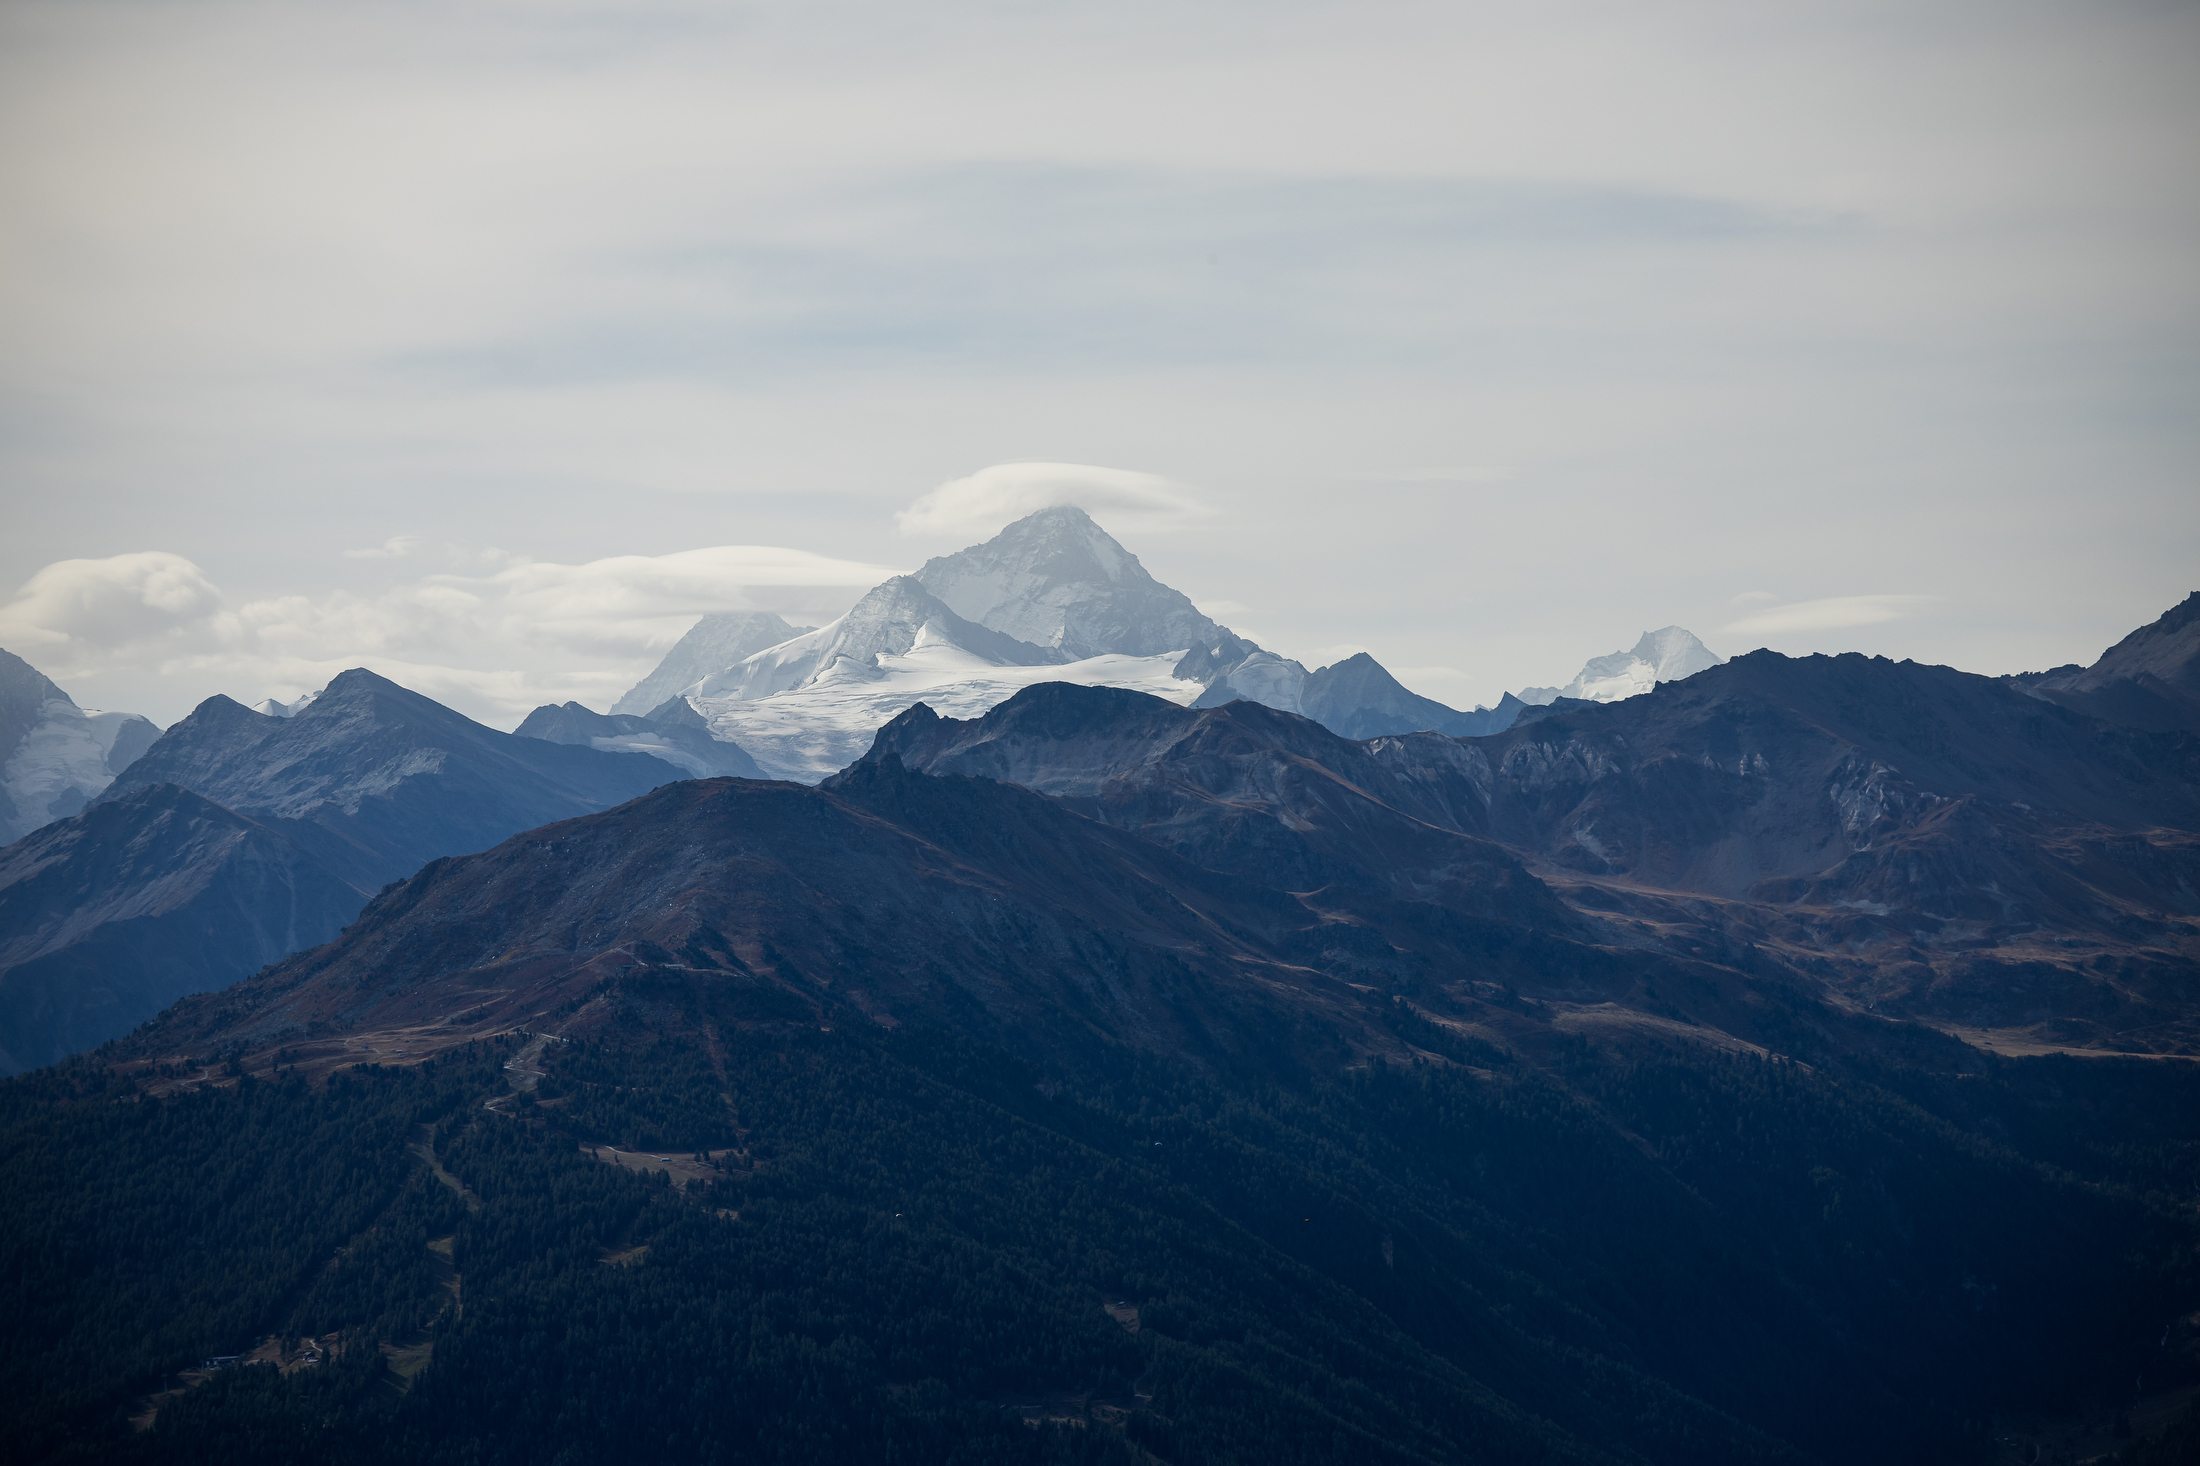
left=0, top=648, right=161, bottom=844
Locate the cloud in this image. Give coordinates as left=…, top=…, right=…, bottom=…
left=0, top=552, right=225, bottom=652
left=1, top=543, right=897, bottom=726
left=896, top=462, right=1209, bottom=539
left=1722, top=594, right=1934, bottom=638
left=342, top=536, right=425, bottom=560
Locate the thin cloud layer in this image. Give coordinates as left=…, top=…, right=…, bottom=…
left=896, top=462, right=1210, bottom=540
left=1722, top=595, right=1934, bottom=639
left=0, top=544, right=896, bottom=726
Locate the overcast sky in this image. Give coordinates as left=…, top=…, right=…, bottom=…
left=2, top=0, right=2194, bottom=728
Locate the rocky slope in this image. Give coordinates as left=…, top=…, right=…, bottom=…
left=0, top=670, right=689, bottom=1072
left=0, top=785, right=359, bottom=1074
left=865, top=645, right=2200, bottom=1053
left=127, top=757, right=1426, bottom=1073
left=2009, top=590, right=2200, bottom=733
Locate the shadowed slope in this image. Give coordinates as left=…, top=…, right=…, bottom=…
left=0, top=785, right=360, bottom=1073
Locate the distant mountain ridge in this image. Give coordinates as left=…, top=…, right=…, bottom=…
left=514, top=700, right=765, bottom=780
left=2008, top=590, right=2200, bottom=733
left=0, top=669, right=685, bottom=1074
left=619, top=508, right=1521, bottom=774
left=0, top=785, right=358, bottom=1075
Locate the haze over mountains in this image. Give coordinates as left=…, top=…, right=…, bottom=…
left=1, top=506, right=2196, bottom=1465
left=0, top=669, right=681, bottom=1073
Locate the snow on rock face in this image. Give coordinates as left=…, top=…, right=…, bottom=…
left=687, top=577, right=1061, bottom=704
left=690, top=644, right=1201, bottom=784
left=611, top=611, right=814, bottom=716
left=0, top=647, right=161, bottom=845
left=251, top=690, right=320, bottom=718
left=914, top=505, right=1232, bottom=659
left=1192, top=651, right=1310, bottom=714
left=1518, top=627, right=1722, bottom=706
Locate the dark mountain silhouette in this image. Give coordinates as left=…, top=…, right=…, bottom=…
left=128, top=757, right=1415, bottom=1074
left=0, top=784, right=361, bottom=1075
left=35, top=612, right=2200, bottom=1466
left=0, top=671, right=689, bottom=1071
left=865, top=649, right=2200, bottom=1053
left=2009, top=590, right=2200, bottom=733
left=1297, top=652, right=1522, bottom=738
left=1468, top=649, right=2200, bottom=1048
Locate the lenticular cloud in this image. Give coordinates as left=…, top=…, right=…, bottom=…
left=896, top=462, right=1208, bottom=540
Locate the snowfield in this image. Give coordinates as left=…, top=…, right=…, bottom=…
left=689, top=627, right=1199, bottom=782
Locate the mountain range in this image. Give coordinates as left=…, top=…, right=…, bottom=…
left=41, top=583, right=2194, bottom=1466
left=1, top=504, right=2196, bottom=1464
left=0, top=669, right=684, bottom=1074
left=614, top=507, right=1720, bottom=779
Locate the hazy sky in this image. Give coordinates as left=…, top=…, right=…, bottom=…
left=2, top=0, right=2194, bottom=728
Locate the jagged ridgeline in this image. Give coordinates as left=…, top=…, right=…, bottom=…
left=6, top=1019, right=2197, bottom=1466
left=3, top=531, right=2198, bottom=1465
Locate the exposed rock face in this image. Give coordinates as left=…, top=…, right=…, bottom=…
left=611, top=611, right=815, bottom=716
left=686, top=577, right=1063, bottom=704
left=515, top=701, right=766, bottom=780
left=2009, top=591, right=2200, bottom=733
left=846, top=684, right=1567, bottom=932
left=0, top=647, right=160, bottom=845
left=863, top=653, right=2200, bottom=1052
left=0, top=784, right=360, bottom=1075
left=914, top=505, right=1231, bottom=659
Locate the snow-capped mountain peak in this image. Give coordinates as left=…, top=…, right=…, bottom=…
left=251, top=689, right=320, bottom=719
left=1519, top=626, right=1723, bottom=705
left=914, top=504, right=1230, bottom=659
left=611, top=611, right=813, bottom=716
left=0, top=647, right=161, bottom=844
left=683, top=576, right=1065, bottom=706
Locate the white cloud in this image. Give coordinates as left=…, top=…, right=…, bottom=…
left=896, top=462, right=1210, bottom=539
left=0, top=552, right=225, bottom=652
left=0, top=543, right=896, bottom=727
left=342, top=535, right=425, bottom=560
left=1722, top=594, right=1934, bottom=638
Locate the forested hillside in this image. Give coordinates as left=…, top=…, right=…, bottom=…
left=6, top=1011, right=2195, bottom=1464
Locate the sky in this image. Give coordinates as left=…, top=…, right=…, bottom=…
left=1, top=0, right=2194, bottom=729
